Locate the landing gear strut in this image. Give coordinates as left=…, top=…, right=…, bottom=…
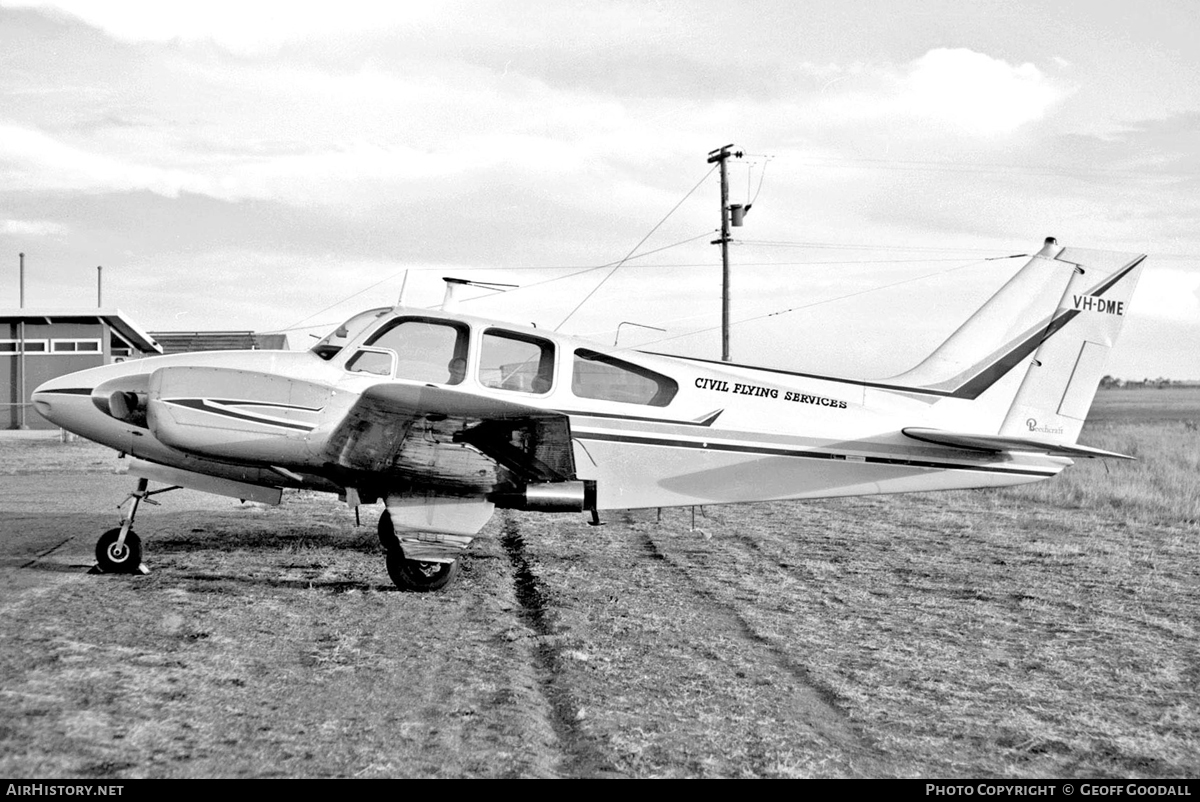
left=377, top=511, right=461, bottom=592
left=93, top=477, right=178, bottom=575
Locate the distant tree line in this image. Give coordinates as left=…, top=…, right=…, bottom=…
left=1100, top=376, right=1200, bottom=389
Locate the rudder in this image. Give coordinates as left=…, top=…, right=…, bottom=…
left=999, top=248, right=1146, bottom=444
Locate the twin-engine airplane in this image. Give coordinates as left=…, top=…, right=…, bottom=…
left=33, top=237, right=1145, bottom=591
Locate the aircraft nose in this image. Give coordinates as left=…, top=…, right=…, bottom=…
left=30, top=375, right=92, bottom=425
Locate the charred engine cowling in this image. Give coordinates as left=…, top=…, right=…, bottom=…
left=91, top=374, right=149, bottom=428
left=493, top=480, right=597, bottom=512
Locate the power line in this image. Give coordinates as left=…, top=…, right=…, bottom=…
left=737, top=239, right=1017, bottom=254
left=623, top=255, right=1009, bottom=351
left=792, top=154, right=1195, bottom=180
left=554, top=165, right=718, bottom=331
left=458, top=231, right=717, bottom=302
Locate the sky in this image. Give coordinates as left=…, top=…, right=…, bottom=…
left=1, top=0, right=1197, bottom=380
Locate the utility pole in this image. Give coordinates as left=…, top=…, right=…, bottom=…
left=707, top=144, right=744, bottom=361
left=16, top=253, right=28, bottom=429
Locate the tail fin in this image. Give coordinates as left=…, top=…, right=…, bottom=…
left=999, top=247, right=1146, bottom=444
left=884, top=239, right=1146, bottom=428
left=885, top=237, right=1077, bottom=396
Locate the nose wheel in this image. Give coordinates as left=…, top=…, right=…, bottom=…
left=95, top=528, right=143, bottom=573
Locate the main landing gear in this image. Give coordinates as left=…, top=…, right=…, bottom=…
left=93, top=477, right=178, bottom=575
left=377, top=511, right=461, bottom=592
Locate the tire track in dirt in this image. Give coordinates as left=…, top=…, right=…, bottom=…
left=498, top=512, right=618, bottom=777
left=20, top=536, right=77, bottom=569
left=635, top=519, right=895, bottom=777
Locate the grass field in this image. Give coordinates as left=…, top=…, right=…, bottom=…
left=0, top=389, right=1196, bottom=777
left=1087, top=387, right=1200, bottom=424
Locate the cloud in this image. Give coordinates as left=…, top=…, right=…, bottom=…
left=1130, top=267, right=1200, bottom=322
left=1, top=0, right=443, bottom=56
left=1, top=218, right=68, bottom=236
left=900, top=49, right=1065, bottom=134
left=818, top=48, right=1068, bottom=137
left=0, top=124, right=233, bottom=199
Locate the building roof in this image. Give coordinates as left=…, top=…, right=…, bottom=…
left=149, top=331, right=290, bottom=354
left=0, top=308, right=163, bottom=354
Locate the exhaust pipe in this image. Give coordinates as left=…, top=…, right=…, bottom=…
left=494, top=480, right=597, bottom=512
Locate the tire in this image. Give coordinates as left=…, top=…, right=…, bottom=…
left=385, top=550, right=460, bottom=592
left=377, top=511, right=401, bottom=553
left=96, top=528, right=142, bottom=574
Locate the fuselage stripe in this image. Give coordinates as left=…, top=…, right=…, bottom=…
left=574, top=431, right=1057, bottom=477
left=204, top=398, right=326, bottom=413
left=559, top=408, right=719, bottom=427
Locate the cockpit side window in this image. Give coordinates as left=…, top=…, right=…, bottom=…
left=571, top=349, right=678, bottom=406
left=350, top=318, right=469, bottom=384
left=479, top=330, right=554, bottom=395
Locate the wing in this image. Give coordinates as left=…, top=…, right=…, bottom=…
left=902, top=427, right=1133, bottom=460
left=323, top=383, right=577, bottom=492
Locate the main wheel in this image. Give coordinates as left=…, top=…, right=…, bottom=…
left=377, top=511, right=401, bottom=553
left=385, top=550, right=460, bottom=592
left=96, top=528, right=142, bottom=574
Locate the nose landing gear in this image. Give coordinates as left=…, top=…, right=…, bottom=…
left=91, top=477, right=179, bottom=575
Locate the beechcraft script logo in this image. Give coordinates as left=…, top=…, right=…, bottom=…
left=1072, top=294, right=1124, bottom=315
left=1026, top=418, right=1065, bottom=435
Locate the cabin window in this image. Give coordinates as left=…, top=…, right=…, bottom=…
left=351, top=318, right=469, bottom=384
left=571, top=349, right=678, bottom=407
left=479, top=330, right=554, bottom=395
left=311, top=307, right=391, bottom=360
left=345, top=348, right=395, bottom=376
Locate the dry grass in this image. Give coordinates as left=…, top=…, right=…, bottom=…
left=509, top=408, right=1200, bottom=777
left=0, top=436, right=120, bottom=475
left=1, top=403, right=1197, bottom=778
left=522, top=490, right=1199, bottom=777
left=982, top=421, right=1200, bottom=525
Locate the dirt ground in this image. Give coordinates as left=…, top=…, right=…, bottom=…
left=1, top=436, right=1196, bottom=778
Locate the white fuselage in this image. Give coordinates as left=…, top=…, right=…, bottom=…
left=32, top=305, right=1068, bottom=513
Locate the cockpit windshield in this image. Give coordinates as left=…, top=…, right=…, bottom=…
left=310, top=308, right=391, bottom=360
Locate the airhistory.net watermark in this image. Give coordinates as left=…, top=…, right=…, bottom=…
left=5, top=786, right=124, bottom=796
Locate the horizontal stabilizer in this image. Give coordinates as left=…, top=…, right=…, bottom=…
left=902, top=427, right=1133, bottom=460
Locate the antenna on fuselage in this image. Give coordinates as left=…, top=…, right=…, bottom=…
left=440, top=277, right=518, bottom=312
left=396, top=270, right=410, bottom=306
left=614, top=321, right=666, bottom=346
